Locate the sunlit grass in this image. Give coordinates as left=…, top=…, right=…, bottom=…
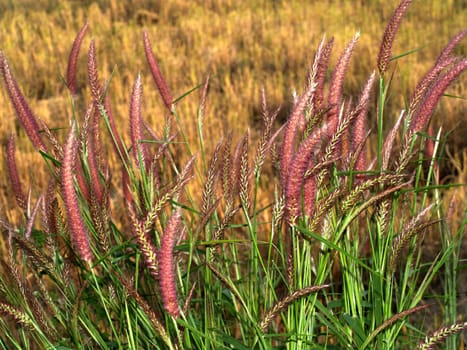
left=0, top=3, right=464, bottom=209
left=0, top=2, right=465, bottom=347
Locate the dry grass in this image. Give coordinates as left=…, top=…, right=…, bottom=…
left=0, top=0, right=465, bottom=226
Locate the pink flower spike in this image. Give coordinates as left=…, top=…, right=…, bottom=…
left=377, top=0, right=413, bottom=74
left=435, top=29, right=467, bottom=66
left=409, top=59, right=466, bottom=134
left=158, top=209, right=182, bottom=318
left=327, top=32, right=360, bottom=137
left=66, top=22, right=89, bottom=95
left=130, top=73, right=148, bottom=165
left=6, top=133, right=27, bottom=210
left=88, top=39, right=101, bottom=100
left=143, top=29, right=173, bottom=112
left=285, top=131, right=322, bottom=223
left=313, top=37, right=334, bottom=112
left=0, top=52, right=47, bottom=151
left=353, top=71, right=376, bottom=172
left=280, top=37, right=327, bottom=191
left=62, top=123, right=93, bottom=263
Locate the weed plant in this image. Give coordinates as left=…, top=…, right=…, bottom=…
left=0, top=1, right=465, bottom=349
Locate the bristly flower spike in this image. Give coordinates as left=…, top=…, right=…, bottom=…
left=312, top=37, right=334, bottom=112
left=435, top=29, right=466, bottom=66
left=406, top=30, right=465, bottom=119
left=62, top=123, right=94, bottom=263
left=88, top=39, right=101, bottom=100
left=129, top=73, right=148, bottom=166
left=6, top=133, right=27, bottom=210
left=377, top=0, right=413, bottom=74
left=327, top=32, right=360, bottom=137
left=409, top=58, right=466, bottom=134
left=285, top=130, right=322, bottom=223
left=353, top=71, right=376, bottom=172
left=143, top=29, right=173, bottom=112
left=382, top=110, right=405, bottom=170
left=407, top=56, right=457, bottom=119
left=0, top=52, right=47, bottom=151
left=158, top=208, right=182, bottom=318
left=280, top=37, right=326, bottom=191
left=66, top=22, right=89, bottom=96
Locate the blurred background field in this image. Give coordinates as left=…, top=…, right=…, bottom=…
left=0, top=0, right=465, bottom=224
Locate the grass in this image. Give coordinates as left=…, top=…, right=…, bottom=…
left=0, top=0, right=465, bottom=224
left=0, top=0, right=466, bottom=349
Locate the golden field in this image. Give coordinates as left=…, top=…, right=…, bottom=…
left=0, top=0, right=465, bottom=225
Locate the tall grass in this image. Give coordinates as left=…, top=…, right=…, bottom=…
left=0, top=1, right=465, bottom=349
left=0, top=0, right=465, bottom=226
